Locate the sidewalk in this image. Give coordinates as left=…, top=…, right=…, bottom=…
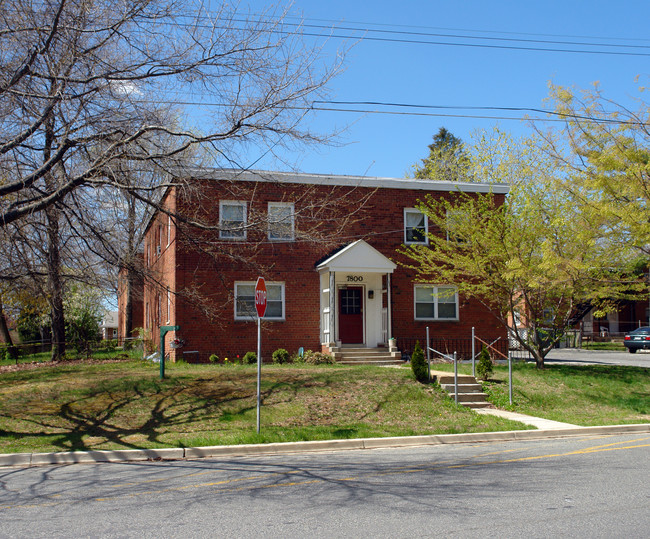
left=475, top=408, right=578, bottom=429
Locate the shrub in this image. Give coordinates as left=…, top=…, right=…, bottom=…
left=272, top=348, right=290, bottom=364
left=133, top=327, right=155, bottom=355
left=290, top=352, right=304, bottom=364
left=476, top=345, right=494, bottom=381
left=209, top=354, right=220, bottom=364
left=410, top=341, right=428, bottom=383
left=0, top=346, right=7, bottom=362
left=242, top=351, right=257, bottom=365
left=302, top=350, right=335, bottom=365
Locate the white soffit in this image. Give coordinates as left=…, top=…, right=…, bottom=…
left=316, top=240, right=397, bottom=274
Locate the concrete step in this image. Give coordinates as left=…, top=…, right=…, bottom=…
left=459, top=401, right=491, bottom=409
left=436, top=374, right=478, bottom=385
left=431, top=371, right=492, bottom=409
left=440, top=383, right=483, bottom=393
left=448, top=392, right=489, bottom=403
left=334, top=347, right=402, bottom=366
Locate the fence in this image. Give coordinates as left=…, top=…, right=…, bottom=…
left=397, top=335, right=533, bottom=363
left=0, top=338, right=144, bottom=364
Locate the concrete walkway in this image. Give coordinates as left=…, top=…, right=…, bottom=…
left=475, top=408, right=578, bottom=430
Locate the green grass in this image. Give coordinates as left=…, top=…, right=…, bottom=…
left=0, top=346, right=142, bottom=367
left=2, top=358, right=648, bottom=455
left=432, top=361, right=650, bottom=425
left=580, top=342, right=626, bottom=351
left=0, top=359, right=526, bottom=454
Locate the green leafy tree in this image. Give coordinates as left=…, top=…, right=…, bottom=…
left=64, top=284, right=105, bottom=357
left=402, top=129, right=642, bottom=369
left=412, top=127, right=472, bottom=181
left=539, top=83, right=650, bottom=257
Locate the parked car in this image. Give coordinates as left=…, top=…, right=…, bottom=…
left=623, top=327, right=650, bottom=353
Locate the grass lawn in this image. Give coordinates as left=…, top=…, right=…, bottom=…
left=580, top=342, right=626, bottom=351
left=1, top=358, right=648, bottom=455
left=432, top=361, right=650, bottom=426
left=0, top=360, right=526, bottom=454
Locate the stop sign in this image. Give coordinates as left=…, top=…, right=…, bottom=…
left=254, top=277, right=267, bottom=318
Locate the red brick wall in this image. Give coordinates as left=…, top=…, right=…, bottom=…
left=141, top=178, right=506, bottom=361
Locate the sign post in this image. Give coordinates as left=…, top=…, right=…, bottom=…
left=254, top=277, right=267, bottom=434
left=159, top=325, right=180, bottom=380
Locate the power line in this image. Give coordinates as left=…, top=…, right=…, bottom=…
left=125, top=96, right=639, bottom=125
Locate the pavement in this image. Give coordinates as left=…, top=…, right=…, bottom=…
left=475, top=408, right=578, bottom=429
left=1, top=415, right=648, bottom=468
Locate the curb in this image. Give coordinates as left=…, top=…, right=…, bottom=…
left=2, top=424, right=648, bottom=468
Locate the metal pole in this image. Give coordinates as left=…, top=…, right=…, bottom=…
left=257, top=316, right=261, bottom=434
left=426, top=326, right=430, bottom=381
left=454, top=351, right=458, bottom=405
left=509, top=352, right=513, bottom=405
left=160, top=332, right=165, bottom=380
left=471, top=326, right=476, bottom=378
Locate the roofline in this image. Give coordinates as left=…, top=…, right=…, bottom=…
left=181, top=168, right=510, bottom=194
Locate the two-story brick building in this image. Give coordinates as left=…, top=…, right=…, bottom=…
left=133, top=169, right=509, bottom=361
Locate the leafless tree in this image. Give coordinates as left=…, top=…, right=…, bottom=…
left=0, top=0, right=345, bottom=357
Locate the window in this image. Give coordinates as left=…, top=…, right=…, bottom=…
left=268, top=202, right=295, bottom=241
left=167, top=215, right=172, bottom=247
left=235, top=282, right=285, bottom=320
left=404, top=208, right=428, bottom=244
left=219, top=201, right=247, bottom=240
left=414, top=285, right=458, bottom=320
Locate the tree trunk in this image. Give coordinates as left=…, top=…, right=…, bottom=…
left=0, top=297, right=19, bottom=359
left=124, top=193, right=136, bottom=338
left=44, top=111, right=66, bottom=361
left=46, top=203, right=66, bottom=361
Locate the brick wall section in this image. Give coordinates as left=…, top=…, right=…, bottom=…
left=140, top=177, right=506, bottom=361
left=117, top=260, right=144, bottom=343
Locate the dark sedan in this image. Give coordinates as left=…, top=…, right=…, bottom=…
left=623, top=327, right=650, bottom=353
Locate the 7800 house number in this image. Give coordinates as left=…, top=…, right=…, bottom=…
left=346, top=275, right=364, bottom=282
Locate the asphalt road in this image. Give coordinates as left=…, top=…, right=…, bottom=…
left=1, top=433, right=648, bottom=538
left=544, top=348, right=650, bottom=368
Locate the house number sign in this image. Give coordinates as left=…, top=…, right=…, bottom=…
left=346, top=275, right=364, bottom=282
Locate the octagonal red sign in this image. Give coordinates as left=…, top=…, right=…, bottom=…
left=254, top=277, right=267, bottom=318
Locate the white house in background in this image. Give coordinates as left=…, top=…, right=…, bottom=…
left=100, top=311, right=118, bottom=340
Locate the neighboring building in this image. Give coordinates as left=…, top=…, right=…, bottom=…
left=117, top=255, right=145, bottom=344
left=100, top=311, right=119, bottom=340
left=579, top=300, right=650, bottom=338
left=129, top=169, right=509, bottom=361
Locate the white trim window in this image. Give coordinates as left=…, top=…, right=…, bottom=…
left=235, top=282, right=285, bottom=320
left=268, top=202, right=295, bottom=241
left=219, top=201, right=247, bottom=240
left=404, top=208, right=428, bottom=244
left=414, top=285, right=458, bottom=320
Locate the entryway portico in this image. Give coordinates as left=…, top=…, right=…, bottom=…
left=317, top=240, right=397, bottom=351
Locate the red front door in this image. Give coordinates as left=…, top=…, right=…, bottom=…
left=339, top=287, right=364, bottom=344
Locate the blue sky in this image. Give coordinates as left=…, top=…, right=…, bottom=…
left=231, top=1, right=650, bottom=178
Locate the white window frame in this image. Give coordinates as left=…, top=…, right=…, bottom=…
left=404, top=208, right=428, bottom=245
left=219, top=200, right=247, bottom=240
left=167, top=215, right=172, bottom=247
left=268, top=202, right=295, bottom=241
left=234, top=281, right=285, bottom=321
left=414, top=285, right=459, bottom=321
